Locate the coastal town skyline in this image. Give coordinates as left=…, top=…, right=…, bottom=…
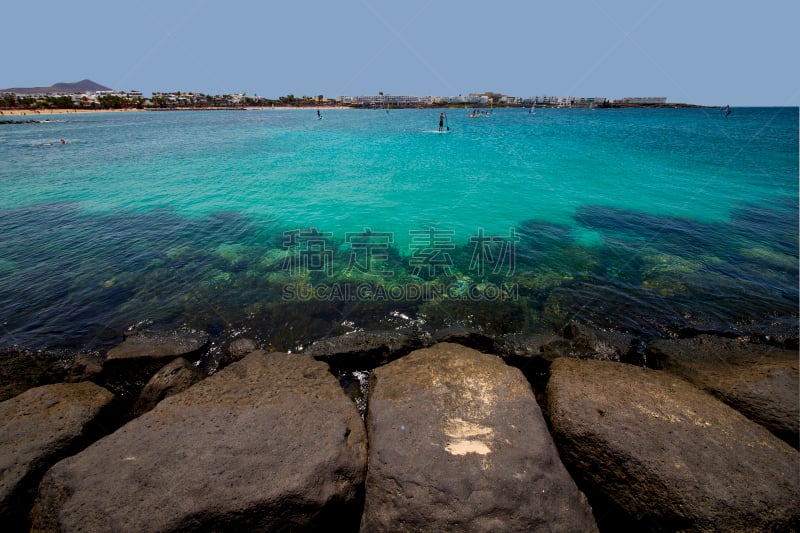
left=0, top=79, right=677, bottom=109
left=1, top=0, right=798, bottom=108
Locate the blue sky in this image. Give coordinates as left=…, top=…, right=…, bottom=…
left=2, top=0, right=798, bottom=106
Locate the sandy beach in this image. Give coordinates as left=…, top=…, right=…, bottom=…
left=0, top=106, right=351, bottom=117
left=0, top=108, right=142, bottom=117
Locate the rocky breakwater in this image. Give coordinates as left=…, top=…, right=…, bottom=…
left=0, top=321, right=797, bottom=531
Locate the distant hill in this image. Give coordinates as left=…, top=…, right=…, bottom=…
left=0, top=79, right=112, bottom=95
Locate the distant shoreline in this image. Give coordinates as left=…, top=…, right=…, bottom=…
left=0, top=106, right=356, bottom=117
left=0, top=108, right=142, bottom=117
left=0, top=103, right=723, bottom=117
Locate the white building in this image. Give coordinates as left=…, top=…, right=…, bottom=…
left=337, top=94, right=423, bottom=106
left=621, top=97, right=667, bottom=104
left=525, top=96, right=559, bottom=106
left=575, top=97, right=607, bottom=106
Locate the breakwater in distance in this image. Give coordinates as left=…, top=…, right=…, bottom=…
left=2, top=326, right=798, bottom=532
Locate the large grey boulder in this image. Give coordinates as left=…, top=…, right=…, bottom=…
left=361, top=343, right=598, bottom=532
left=647, top=335, right=799, bottom=447
left=31, top=351, right=367, bottom=532
left=0, top=382, right=115, bottom=531
left=547, top=358, right=800, bottom=532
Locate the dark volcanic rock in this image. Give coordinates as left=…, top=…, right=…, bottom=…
left=647, top=335, right=800, bottom=447
left=218, top=337, right=258, bottom=369
left=105, top=329, right=209, bottom=363
left=65, top=353, right=104, bottom=383
left=547, top=358, right=800, bottom=532
left=668, top=320, right=744, bottom=340
left=132, top=357, right=205, bottom=417
left=492, top=333, right=564, bottom=360
left=431, top=326, right=495, bottom=352
left=494, top=324, right=637, bottom=364
left=492, top=333, right=566, bottom=404
left=361, top=343, right=598, bottom=532
left=303, top=329, right=424, bottom=369
left=552, top=321, right=638, bottom=362
left=102, top=329, right=209, bottom=398
left=31, top=351, right=367, bottom=532
left=0, top=382, right=115, bottom=531
left=744, top=316, right=799, bottom=350
left=0, top=349, right=67, bottom=402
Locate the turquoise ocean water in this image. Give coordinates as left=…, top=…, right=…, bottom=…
left=0, top=107, right=797, bottom=352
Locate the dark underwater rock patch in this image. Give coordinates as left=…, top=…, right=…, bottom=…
left=0, top=349, right=67, bottom=402
left=302, top=329, right=425, bottom=370
left=102, top=329, right=209, bottom=399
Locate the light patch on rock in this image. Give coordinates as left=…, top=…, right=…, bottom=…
left=443, top=417, right=495, bottom=456
left=634, top=396, right=714, bottom=427
left=634, top=403, right=683, bottom=424
left=446, top=440, right=492, bottom=456
left=444, top=417, right=493, bottom=439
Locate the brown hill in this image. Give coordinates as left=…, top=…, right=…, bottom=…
left=0, top=79, right=112, bottom=95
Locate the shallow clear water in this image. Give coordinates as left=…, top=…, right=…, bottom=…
left=0, top=107, right=797, bottom=350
